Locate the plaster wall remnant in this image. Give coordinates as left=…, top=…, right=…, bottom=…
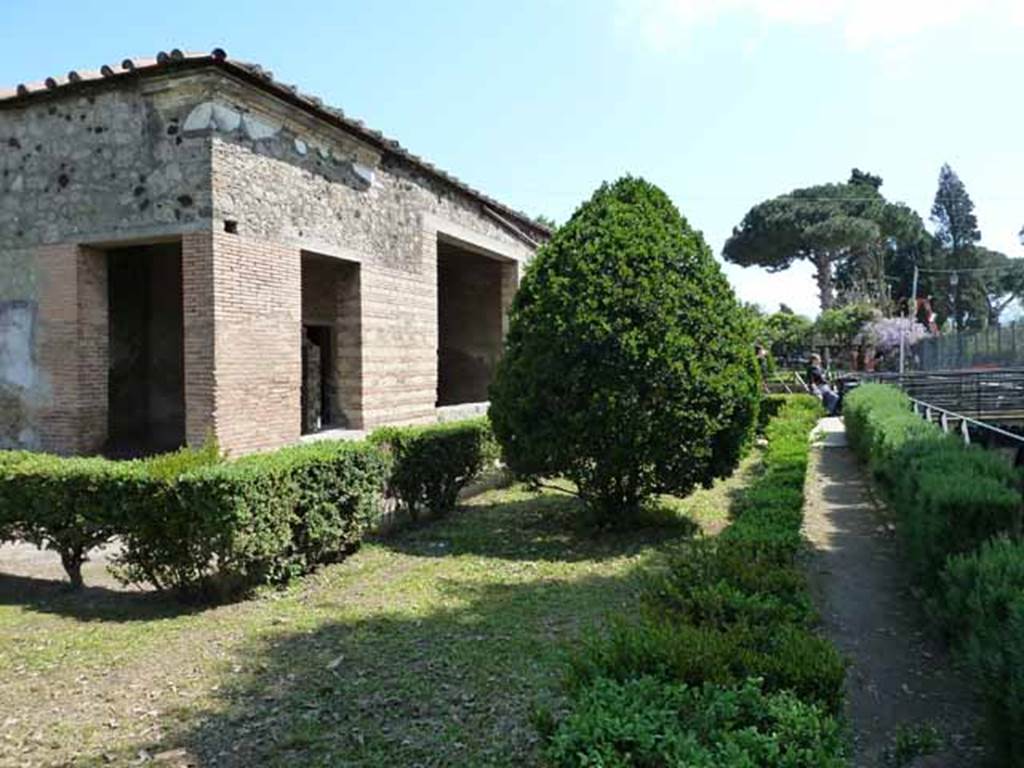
left=0, top=51, right=545, bottom=456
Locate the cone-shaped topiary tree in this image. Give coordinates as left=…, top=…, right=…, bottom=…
left=489, top=177, right=760, bottom=523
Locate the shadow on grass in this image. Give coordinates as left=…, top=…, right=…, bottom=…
left=379, top=489, right=699, bottom=565
left=0, top=571, right=201, bottom=622
left=129, top=572, right=650, bottom=768
left=77, top=488, right=699, bottom=767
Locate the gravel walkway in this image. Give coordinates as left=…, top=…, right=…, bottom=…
left=803, top=418, right=986, bottom=767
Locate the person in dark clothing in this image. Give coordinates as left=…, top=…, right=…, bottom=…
left=807, top=353, right=840, bottom=415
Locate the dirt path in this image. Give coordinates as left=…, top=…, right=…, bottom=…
left=802, top=418, right=987, bottom=767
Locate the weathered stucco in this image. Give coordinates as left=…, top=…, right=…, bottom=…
left=0, top=63, right=537, bottom=454
left=0, top=75, right=214, bottom=249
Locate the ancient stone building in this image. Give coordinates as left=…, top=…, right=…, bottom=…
left=0, top=49, right=546, bottom=456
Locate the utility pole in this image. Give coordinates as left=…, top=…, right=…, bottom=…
left=899, top=265, right=919, bottom=374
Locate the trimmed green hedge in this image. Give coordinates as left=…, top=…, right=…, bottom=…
left=544, top=395, right=845, bottom=766
left=544, top=676, right=845, bottom=768
left=844, top=383, right=1024, bottom=764
left=110, top=441, right=391, bottom=597
left=369, top=417, right=498, bottom=521
left=0, top=454, right=150, bottom=588
left=0, top=418, right=498, bottom=599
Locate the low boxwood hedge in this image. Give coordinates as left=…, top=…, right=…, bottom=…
left=0, top=418, right=498, bottom=599
left=0, top=454, right=150, bottom=588
left=369, top=417, right=498, bottom=521
left=844, top=383, right=1024, bottom=765
left=544, top=676, right=846, bottom=768
left=544, top=395, right=846, bottom=766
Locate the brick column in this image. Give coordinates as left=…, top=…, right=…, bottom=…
left=210, top=232, right=301, bottom=455
left=33, top=244, right=81, bottom=453
left=182, top=232, right=216, bottom=447
left=75, top=246, right=108, bottom=453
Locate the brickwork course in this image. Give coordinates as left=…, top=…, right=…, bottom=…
left=0, top=49, right=546, bottom=456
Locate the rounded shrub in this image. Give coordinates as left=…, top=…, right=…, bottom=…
left=489, top=177, right=760, bottom=522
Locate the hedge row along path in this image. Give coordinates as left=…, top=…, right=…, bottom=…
left=803, top=418, right=985, bottom=767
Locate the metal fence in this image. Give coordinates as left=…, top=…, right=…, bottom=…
left=866, top=368, right=1024, bottom=421
left=916, top=321, right=1024, bottom=371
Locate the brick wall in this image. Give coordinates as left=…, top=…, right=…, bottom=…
left=210, top=232, right=301, bottom=455
left=30, top=244, right=108, bottom=454
left=182, top=232, right=216, bottom=447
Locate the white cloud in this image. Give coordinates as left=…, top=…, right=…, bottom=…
left=622, top=0, right=1022, bottom=51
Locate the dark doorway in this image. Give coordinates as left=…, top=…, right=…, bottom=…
left=106, top=242, right=185, bottom=456
left=437, top=239, right=507, bottom=406
left=301, top=325, right=332, bottom=434
left=300, top=252, right=361, bottom=431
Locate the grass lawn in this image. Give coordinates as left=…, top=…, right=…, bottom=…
left=0, top=455, right=759, bottom=768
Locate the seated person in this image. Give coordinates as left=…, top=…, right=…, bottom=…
left=807, top=353, right=840, bottom=415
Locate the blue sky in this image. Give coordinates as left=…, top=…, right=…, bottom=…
left=3, top=0, right=1022, bottom=317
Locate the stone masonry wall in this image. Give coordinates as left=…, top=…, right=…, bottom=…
left=206, top=77, right=534, bottom=431
left=0, top=67, right=536, bottom=453
left=0, top=75, right=216, bottom=450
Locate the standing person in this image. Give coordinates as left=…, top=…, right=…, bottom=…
left=755, top=343, right=771, bottom=392
left=807, top=353, right=840, bottom=415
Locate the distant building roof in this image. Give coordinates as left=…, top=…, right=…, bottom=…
left=0, top=48, right=549, bottom=243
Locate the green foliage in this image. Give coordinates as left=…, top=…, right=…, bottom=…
left=141, top=438, right=222, bottom=481
left=568, top=616, right=845, bottom=714
left=724, top=169, right=924, bottom=311
left=369, top=418, right=497, bottom=521
left=0, top=454, right=148, bottom=588
left=931, top=163, right=987, bottom=330
left=844, top=384, right=1021, bottom=585
left=936, top=539, right=1024, bottom=763
left=546, top=676, right=845, bottom=768
left=881, top=722, right=943, bottom=767
left=814, top=302, right=879, bottom=348
left=761, top=307, right=814, bottom=362
left=490, top=177, right=760, bottom=523
left=113, top=440, right=391, bottom=597
left=0, top=437, right=391, bottom=598
left=756, top=394, right=789, bottom=433
left=544, top=396, right=844, bottom=762
left=845, top=383, right=1024, bottom=762
left=644, top=539, right=813, bottom=629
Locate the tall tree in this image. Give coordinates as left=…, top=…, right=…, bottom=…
left=931, top=164, right=982, bottom=330
left=723, top=170, right=915, bottom=312
left=976, top=248, right=1024, bottom=325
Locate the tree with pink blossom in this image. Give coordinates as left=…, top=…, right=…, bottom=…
left=862, top=316, right=929, bottom=353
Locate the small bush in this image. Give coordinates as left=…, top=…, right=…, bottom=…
left=141, top=439, right=222, bottom=481
left=544, top=395, right=844, bottom=758
left=0, top=454, right=148, bottom=588
left=113, top=440, right=390, bottom=597
left=901, top=470, right=1020, bottom=584
left=937, top=538, right=1024, bottom=763
left=369, top=418, right=496, bottom=521
left=545, top=676, right=845, bottom=768
left=644, top=539, right=813, bottom=629
left=569, top=615, right=845, bottom=714
left=845, top=384, right=1022, bottom=583
left=937, top=536, right=1024, bottom=644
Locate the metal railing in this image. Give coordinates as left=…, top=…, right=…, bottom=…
left=917, top=322, right=1024, bottom=371
left=905, top=396, right=1024, bottom=468
left=865, top=368, right=1024, bottom=422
